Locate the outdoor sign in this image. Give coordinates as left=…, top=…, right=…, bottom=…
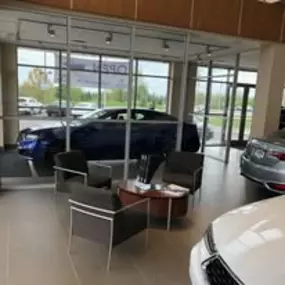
left=55, top=55, right=129, bottom=89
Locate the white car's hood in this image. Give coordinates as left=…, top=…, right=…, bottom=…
left=213, top=195, right=285, bottom=285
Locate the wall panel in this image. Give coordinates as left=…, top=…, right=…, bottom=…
left=73, top=0, right=136, bottom=20
left=191, top=0, right=241, bottom=36
left=137, top=0, right=192, bottom=28
left=17, top=0, right=285, bottom=43
left=19, top=0, right=70, bottom=9
left=240, top=0, right=284, bottom=41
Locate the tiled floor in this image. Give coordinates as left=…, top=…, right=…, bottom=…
left=0, top=148, right=277, bottom=285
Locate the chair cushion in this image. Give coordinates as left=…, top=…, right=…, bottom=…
left=66, top=175, right=111, bottom=189
left=88, top=175, right=111, bottom=188
left=69, top=182, right=122, bottom=213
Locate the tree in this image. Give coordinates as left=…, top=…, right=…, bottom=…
left=137, top=82, right=149, bottom=107
left=19, top=68, right=54, bottom=103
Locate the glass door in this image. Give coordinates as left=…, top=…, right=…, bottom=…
left=231, top=84, right=255, bottom=147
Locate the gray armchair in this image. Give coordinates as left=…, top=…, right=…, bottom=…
left=162, top=152, right=204, bottom=207
left=54, top=151, right=112, bottom=193
left=67, top=182, right=150, bottom=271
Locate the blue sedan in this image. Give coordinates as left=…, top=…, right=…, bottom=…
left=17, top=108, right=200, bottom=161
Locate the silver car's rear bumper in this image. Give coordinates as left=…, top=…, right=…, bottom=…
left=240, top=153, right=285, bottom=193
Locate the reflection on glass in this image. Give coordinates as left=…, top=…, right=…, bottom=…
left=209, top=82, right=228, bottom=114
left=135, top=77, right=168, bottom=111
left=138, top=60, right=169, bottom=77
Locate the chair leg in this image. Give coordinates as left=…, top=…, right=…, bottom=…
left=145, top=199, right=150, bottom=250
left=54, top=170, right=58, bottom=196
left=107, top=241, right=113, bottom=271
left=107, top=220, right=114, bottom=271
left=167, top=198, right=172, bottom=231
left=199, top=187, right=202, bottom=201
left=68, top=208, right=73, bottom=254
left=191, top=193, right=195, bottom=210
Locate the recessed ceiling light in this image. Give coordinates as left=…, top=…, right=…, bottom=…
left=47, top=24, right=55, bottom=38
left=105, top=32, right=113, bottom=44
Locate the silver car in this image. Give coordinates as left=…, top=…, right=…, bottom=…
left=240, top=129, right=285, bottom=193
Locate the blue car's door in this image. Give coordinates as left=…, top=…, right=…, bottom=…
left=130, top=110, right=177, bottom=157
left=70, top=111, right=126, bottom=160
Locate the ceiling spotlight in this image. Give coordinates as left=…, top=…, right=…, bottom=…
left=258, top=0, right=282, bottom=3
left=105, top=32, right=113, bottom=44
left=47, top=24, right=55, bottom=38
left=196, top=54, right=202, bottom=62
left=206, top=46, right=212, bottom=57
left=163, top=40, right=170, bottom=51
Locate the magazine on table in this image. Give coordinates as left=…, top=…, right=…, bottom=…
left=167, top=184, right=189, bottom=192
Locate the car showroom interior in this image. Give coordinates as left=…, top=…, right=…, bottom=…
left=0, top=0, right=285, bottom=284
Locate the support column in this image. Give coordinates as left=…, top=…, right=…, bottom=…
left=1, top=43, right=19, bottom=148
left=0, top=45, right=3, bottom=150
left=169, top=61, right=197, bottom=120
left=251, top=44, right=285, bottom=138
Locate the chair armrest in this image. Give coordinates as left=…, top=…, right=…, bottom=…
left=88, top=162, right=112, bottom=178
left=54, top=166, right=88, bottom=185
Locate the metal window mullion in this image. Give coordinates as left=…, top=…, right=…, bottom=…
left=166, top=63, right=172, bottom=113
left=201, top=61, right=213, bottom=152
left=225, top=54, right=240, bottom=163
left=98, top=55, right=102, bottom=107
left=175, top=32, right=190, bottom=151
left=220, top=68, right=231, bottom=144
left=123, top=26, right=135, bottom=180
left=239, top=86, right=249, bottom=142
left=133, top=60, right=139, bottom=109
left=65, top=16, right=71, bottom=152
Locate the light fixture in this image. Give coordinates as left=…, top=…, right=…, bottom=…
left=206, top=46, right=212, bottom=57
left=196, top=54, right=202, bottom=62
left=47, top=24, right=55, bottom=38
left=163, top=40, right=170, bottom=51
left=258, top=0, right=282, bottom=3
left=105, top=32, right=113, bottom=44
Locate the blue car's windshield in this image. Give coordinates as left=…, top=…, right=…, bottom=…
left=71, top=109, right=109, bottom=126
left=80, top=109, right=108, bottom=119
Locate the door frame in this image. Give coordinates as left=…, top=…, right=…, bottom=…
left=230, top=83, right=255, bottom=147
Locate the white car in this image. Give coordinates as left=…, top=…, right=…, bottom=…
left=190, top=195, right=285, bottom=285
left=18, top=97, right=44, bottom=115
left=71, top=102, right=97, bottom=117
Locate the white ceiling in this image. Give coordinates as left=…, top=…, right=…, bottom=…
left=0, top=9, right=261, bottom=69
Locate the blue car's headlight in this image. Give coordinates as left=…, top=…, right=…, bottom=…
left=25, top=134, right=39, bottom=140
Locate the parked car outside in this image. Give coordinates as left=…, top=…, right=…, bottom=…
left=192, top=116, right=214, bottom=141
left=18, top=97, right=44, bottom=115
left=46, top=100, right=71, bottom=117
left=71, top=102, right=97, bottom=118
left=190, top=195, right=285, bottom=285
left=240, top=128, right=285, bottom=193
left=17, top=108, right=200, bottom=162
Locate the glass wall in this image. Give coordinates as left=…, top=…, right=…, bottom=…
left=193, top=63, right=257, bottom=152
left=1, top=10, right=189, bottom=182
left=18, top=48, right=170, bottom=120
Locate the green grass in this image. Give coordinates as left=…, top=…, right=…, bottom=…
left=207, top=116, right=252, bottom=131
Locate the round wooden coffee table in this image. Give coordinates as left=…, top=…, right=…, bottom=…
left=118, top=180, right=189, bottom=230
